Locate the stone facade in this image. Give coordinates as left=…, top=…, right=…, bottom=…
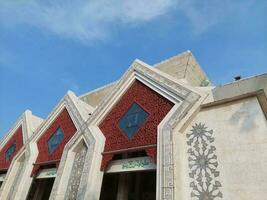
left=0, top=51, right=266, bottom=200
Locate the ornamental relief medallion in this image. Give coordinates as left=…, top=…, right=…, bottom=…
left=187, top=123, right=223, bottom=200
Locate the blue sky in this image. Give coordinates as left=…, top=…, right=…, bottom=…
left=0, top=0, right=266, bottom=137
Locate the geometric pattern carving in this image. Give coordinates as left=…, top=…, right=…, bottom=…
left=5, top=143, right=16, bottom=161
left=65, top=143, right=87, bottom=200
left=32, top=108, right=77, bottom=176
left=118, top=102, right=149, bottom=139
left=99, top=80, right=174, bottom=170
left=0, top=126, right=23, bottom=171
left=187, top=123, right=223, bottom=200
left=47, top=128, right=64, bottom=154
left=131, top=62, right=201, bottom=200
left=65, top=61, right=200, bottom=200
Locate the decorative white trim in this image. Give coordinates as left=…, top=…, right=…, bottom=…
left=1, top=58, right=206, bottom=200
left=42, top=93, right=93, bottom=200
left=105, top=156, right=156, bottom=173
left=71, top=59, right=206, bottom=200
left=1, top=91, right=91, bottom=200
left=0, top=117, right=23, bottom=149
left=0, top=110, right=43, bottom=200
left=36, top=168, right=57, bottom=179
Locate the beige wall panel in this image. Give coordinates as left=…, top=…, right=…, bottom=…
left=174, top=97, right=267, bottom=200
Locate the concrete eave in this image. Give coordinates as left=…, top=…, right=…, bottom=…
left=201, top=73, right=267, bottom=119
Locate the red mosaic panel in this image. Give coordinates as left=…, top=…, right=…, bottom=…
left=99, top=80, right=174, bottom=170
left=0, top=126, right=23, bottom=171
left=31, top=108, right=77, bottom=176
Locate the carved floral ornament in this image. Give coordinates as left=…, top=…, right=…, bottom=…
left=187, top=123, right=223, bottom=200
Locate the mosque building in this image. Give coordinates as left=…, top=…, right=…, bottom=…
left=0, top=51, right=266, bottom=200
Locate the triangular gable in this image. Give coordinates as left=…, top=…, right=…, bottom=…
left=29, top=91, right=93, bottom=176
left=0, top=126, right=23, bottom=171
left=70, top=59, right=207, bottom=200
left=0, top=110, right=42, bottom=199
left=99, top=79, right=174, bottom=170
left=0, top=91, right=93, bottom=200
left=0, top=110, right=42, bottom=172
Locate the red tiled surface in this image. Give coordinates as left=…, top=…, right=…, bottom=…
left=0, top=126, right=23, bottom=171
left=31, top=108, right=77, bottom=176
left=99, top=80, right=174, bottom=170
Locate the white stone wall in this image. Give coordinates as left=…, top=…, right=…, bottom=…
left=174, top=96, right=267, bottom=200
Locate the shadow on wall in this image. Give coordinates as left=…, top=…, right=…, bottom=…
left=229, top=100, right=260, bottom=133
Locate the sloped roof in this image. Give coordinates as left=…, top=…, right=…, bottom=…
left=79, top=51, right=209, bottom=107
left=154, top=50, right=209, bottom=86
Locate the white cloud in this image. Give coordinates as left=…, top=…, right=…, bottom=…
left=0, top=0, right=249, bottom=42
left=178, top=0, right=251, bottom=33
left=0, top=0, right=175, bottom=42
left=178, top=0, right=225, bottom=32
